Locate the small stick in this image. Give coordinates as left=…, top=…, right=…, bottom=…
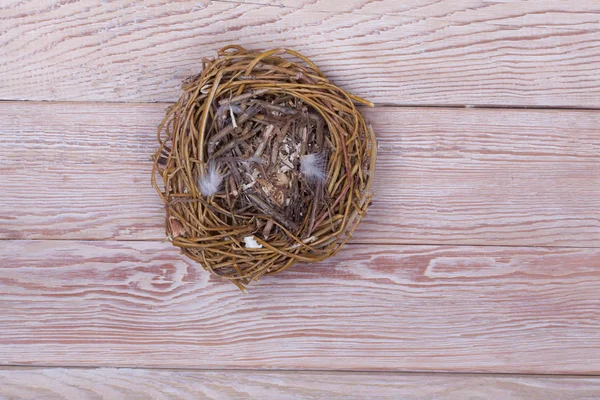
left=270, top=120, right=292, bottom=167
left=256, top=101, right=299, bottom=116
left=312, top=113, right=324, bottom=151
left=210, top=126, right=256, bottom=159
left=270, top=127, right=282, bottom=168
left=218, top=89, right=269, bottom=106
left=229, top=175, right=239, bottom=197
left=248, top=194, right=299, bottom=232
left=273, top=95, right=294, bottom=105
left=250, top=116, right=271, bottom=126
left=227, top=160, right=243, bottom=188
left=308, top=182, right=322, bottom=236
left=208, top=104, right=259, bottom=153
left=262, top=220, right=274, bottom=239
left=256, top=162, right=269, bottom=184
left=300, top=126, right=308, bottom=155
left=253, top=125, right=275, bottom=158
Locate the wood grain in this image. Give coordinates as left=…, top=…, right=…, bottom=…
left=2, top=368, right=600, bottom=400
left=1, top=240, right=600, bottom=373
left=1, top=102, right=598, bottom=246
left=2, top=0, right=600, bottom=106
left=236, top=0, right=600, bottom=16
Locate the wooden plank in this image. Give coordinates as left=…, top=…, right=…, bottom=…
left=2, top=368, right=600, bottom=400
left=1, top=240, right=600, bottom=373
left=237, top=0, right=600, bottom=17
left=1, top=102, right=598, bottom=246
left=2, top=1, right=600, bottom=107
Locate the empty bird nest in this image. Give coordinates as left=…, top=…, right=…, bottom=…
left=152, top=45, right=376, bottom=290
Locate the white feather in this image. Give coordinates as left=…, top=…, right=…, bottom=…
left=198, top=162, right=223, bottom=197
left=244, top=235, right=263, bottom=249
left=300, top=153, right=326, bottom=182
left=230, top=104, right=243, bottom=114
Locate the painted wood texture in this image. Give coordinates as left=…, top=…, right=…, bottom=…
left=2, top=0, right=600, bottom=107
left=3, top=0, right=600, bottom=391
left=1, top=240, right=600, bottom=373
left=1, top=102, right=598, bottom=246
left=2, top=368, right=600, bottom=400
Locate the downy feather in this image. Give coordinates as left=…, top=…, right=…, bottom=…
left=198, top=162, right=223, bottom=197
left=300, top=153, right=326, bottom=183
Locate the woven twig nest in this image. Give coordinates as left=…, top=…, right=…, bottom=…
left=152, top=45, right=376, bottom=290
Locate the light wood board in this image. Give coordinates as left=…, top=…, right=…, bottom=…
left=2, top=240, right=600, bottom=373
left=2, top=368, right=600, bottom=400
left=2, top=0, right=600, bottom=106
left=2, top=102, right=598, bottom=246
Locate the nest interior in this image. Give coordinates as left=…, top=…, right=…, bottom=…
left=152, top=45, right=376, bottom=290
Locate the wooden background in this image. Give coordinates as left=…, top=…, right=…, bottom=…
left=1, top=0, right=599, bottom=398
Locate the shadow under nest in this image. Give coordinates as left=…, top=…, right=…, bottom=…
left=152, top=45, right=376, bottom=290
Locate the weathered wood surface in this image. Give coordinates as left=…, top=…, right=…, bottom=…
left=1, top=240, right=600, bottom=373
left=2, top=368, right=600, bottom=400
left=2, top=0, right=600, bottom=107
left=1, top=102, right=598, bottom=246
left=3, top=0, right=600, bottom=391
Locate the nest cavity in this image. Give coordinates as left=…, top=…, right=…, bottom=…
left=152, top=45, right=376, bottom=290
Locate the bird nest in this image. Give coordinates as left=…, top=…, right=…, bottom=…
left=152, top=45, right=376, bottom=290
